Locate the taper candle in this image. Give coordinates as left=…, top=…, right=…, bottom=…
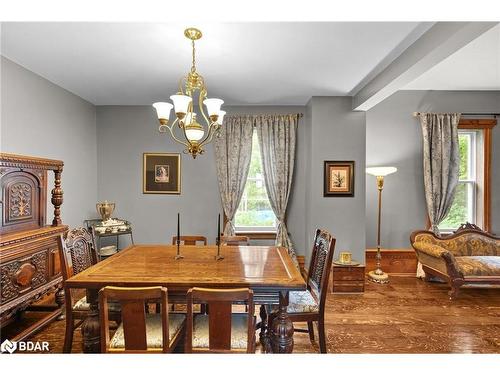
left=174, top=212, right=183, bottom=259
left=217, top=213, right=221, bottom=245
left=177, top=212, right=180, bottom=244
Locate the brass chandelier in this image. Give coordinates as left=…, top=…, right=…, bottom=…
left=152, top=28, right=225, bottom=159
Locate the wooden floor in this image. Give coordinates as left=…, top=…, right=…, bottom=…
left=3, top=276, right=500, bottom=353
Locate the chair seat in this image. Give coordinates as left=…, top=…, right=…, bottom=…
left=110, top=313, right=185, bottom=349
left=192, top=314, right=251, bottom=350
left=73, top=296, right=120, bottom=312
left=456, top=256, right=500, bottom=277
left=271, top=290, right=319, bottom=314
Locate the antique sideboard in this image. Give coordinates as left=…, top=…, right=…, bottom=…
left=0, top=153, right=67, bottom=340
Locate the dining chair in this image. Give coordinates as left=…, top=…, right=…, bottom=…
left=266, top=228, right=336, bottom=353
left=172, top=235, right=207, bottom=245
left=57, top=227, right=121, bottom=353
left=99, top=286, right=185, bottom=353
left=185, top=287, right=256, bottom=353
left=221, top=235, right=250, bottom=246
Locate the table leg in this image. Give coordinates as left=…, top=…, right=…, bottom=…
left=82, top=289, right=101, bottom=353
left=259, top=304, right=272, bottom=353
left=270, top=291, right=294, bottom=353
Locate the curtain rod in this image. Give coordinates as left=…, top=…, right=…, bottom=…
left=226, top=113, right=303, bottom=118
left=413, top=112, right=500, bottom=117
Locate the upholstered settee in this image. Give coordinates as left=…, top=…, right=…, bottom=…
left=410, top=224, right=500, bottom=298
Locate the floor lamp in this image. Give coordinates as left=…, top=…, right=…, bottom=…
left=366, top=166, right=397, bottom=284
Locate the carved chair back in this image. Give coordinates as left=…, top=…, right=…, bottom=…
left=58, top=227, right=98, bottom=282
left=185, top=287, right=255, bottom=353
left=221, top=235, right=250, bottom=246
left=172, top=235, right=207, bottom=246
left=99, top=286, right=170, bottom=353
left=306, top=229, right=336, bottom=310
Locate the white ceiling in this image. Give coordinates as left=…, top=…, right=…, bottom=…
left=1, top=22, right=430, bottom=105
left=404, top=23, right=500, bottom=90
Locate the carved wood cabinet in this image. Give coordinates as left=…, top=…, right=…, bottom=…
left=0, top=153, right=67, bottom=339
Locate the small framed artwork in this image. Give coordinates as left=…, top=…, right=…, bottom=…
left=143, top=153, right=181, bottom=194
left=324, top=161, right=355, bottom=197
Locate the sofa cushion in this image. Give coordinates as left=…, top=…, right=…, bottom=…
left=455, top=256, right=500, bottom=277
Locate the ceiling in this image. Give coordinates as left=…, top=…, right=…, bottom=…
left=404, top=23, right=500, bottom=90
left=1, top=22, right=431, bottom=105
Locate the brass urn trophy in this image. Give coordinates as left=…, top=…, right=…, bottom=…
left=96, top=201, right=115, bottom=222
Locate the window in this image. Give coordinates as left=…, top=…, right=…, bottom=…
left=234, top=132, right=277, bottom=233
left=439, top=131, right=479, bottom=231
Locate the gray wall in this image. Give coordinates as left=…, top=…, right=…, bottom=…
left=0, top=57, right=97, bottom=227
left=366, top=90, right=500, bottom=248
left=305, top=97, right=366, bottom=263
left=96, top=105, right=308, bottom=250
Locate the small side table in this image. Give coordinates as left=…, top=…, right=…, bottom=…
left=330, top=264, right=365, bottom=293
left=84, top=218, right=134, bottom=259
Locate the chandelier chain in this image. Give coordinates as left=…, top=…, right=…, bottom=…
left=191, top=39, right=196, bottom=73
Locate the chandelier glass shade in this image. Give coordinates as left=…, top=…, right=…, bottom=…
left=152, top=28, right=225, bottom=158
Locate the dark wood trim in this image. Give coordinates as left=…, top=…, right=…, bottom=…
left=458, top=119, right=497, bottom=129
left=483, top=127, right=492, bottom=232
left=365, top=249, right=417, bottom=276
left=459, top=118, right=496, bottom=232
left=235, top=231, right=276, bottom=240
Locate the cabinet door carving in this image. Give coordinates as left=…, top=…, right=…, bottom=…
left=1, top=171, right=44, bottom=234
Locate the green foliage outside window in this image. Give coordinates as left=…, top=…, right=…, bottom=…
left=235, top=133, right=276, bottom=228
left=439, top=134, right=471, bottom=230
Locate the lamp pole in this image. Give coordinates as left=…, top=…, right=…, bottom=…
left=366, top=166, right=397, bottom=284
left=368, top=176, right=389, bottom=283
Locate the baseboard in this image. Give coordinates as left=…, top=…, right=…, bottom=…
left=365, top=249, right=417, bottom=276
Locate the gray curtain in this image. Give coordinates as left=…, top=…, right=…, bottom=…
left=418, top=113, right=461, bottom=235
left=214, top=115, right=253, bottom=235
left=255, top=114, right=299, bottom=268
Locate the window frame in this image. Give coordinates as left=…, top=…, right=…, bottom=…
left=427, top=118, right=496, bottom=233
left=438, top=130, right=477, bottom=232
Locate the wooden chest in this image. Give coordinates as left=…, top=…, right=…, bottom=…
left=330, top=264, right=365, bottom=293
left=0, top=153, right=67, bottom=339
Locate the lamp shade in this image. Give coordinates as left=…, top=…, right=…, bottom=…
left=170, top=94, right=192, bottom=115
left=152, top=102, right=173, bottom=121
left=185, top=125, right=205, bottom=142
left=217, top=110, right=226, bottom=125
left=203, top=98, right=224, bottom=117
left=366, top=167, right=398, bottom=177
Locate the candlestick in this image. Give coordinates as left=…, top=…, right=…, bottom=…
left=215, top=213, right=224, bottom=260
left=175, top=212, right=184, bottom=260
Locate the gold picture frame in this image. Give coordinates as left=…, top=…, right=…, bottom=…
left=143, top=153, right=181, bottom=194
left=324, top=160, right=355, bottom=197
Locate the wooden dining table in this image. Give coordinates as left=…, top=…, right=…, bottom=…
left=65, top=244, right=306, bottom=353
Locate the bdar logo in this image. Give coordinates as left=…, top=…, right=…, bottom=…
left=1, top=339, right=17, bottom=354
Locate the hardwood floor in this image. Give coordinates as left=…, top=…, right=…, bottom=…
left=3, top=276, right=500, bottom=353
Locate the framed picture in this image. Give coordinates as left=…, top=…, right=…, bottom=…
left=143, top=153, right=181, bottom=194
left=324, top=160, right=355, bottom=197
